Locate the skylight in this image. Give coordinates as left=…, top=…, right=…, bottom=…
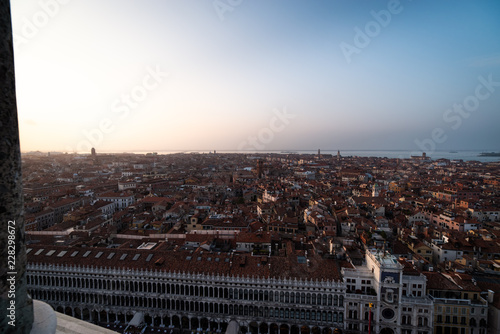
left=46, top=250, right=56, bottom=256
left=57, top=251, right=67, bottom=257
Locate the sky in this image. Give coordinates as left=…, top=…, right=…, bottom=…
left=10, top=0, right=500, bottom=153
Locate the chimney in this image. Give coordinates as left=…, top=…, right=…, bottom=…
left=487, top=290, right=494, bottom=303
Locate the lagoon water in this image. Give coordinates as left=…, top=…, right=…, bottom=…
left=308, top=150, right=500, bottom=163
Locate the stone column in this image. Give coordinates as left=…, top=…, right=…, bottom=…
left=0, top=0, right=34, bottom=333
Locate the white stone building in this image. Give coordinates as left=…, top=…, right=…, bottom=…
left=342, top=249, right=433, bottom=334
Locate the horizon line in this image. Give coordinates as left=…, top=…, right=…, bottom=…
left=21, top=148, right=499, bottom=154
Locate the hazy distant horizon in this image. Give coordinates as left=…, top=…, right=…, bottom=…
left=22, top=148, right=500, bottom=163
left=22, top=148, right=500, bottom=154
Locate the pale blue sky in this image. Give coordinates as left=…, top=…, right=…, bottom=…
left=11, top=0, right=500, bottom=153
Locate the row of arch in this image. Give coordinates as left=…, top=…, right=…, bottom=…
left=435, top=326, right=487, bottom=334
left=28, top=274, right=343, bottom=306
left=436, top=315, right=487, bottom=327
left=55, top=306, right=343, bottom=334
left=33, top=288, right=343, bottom=324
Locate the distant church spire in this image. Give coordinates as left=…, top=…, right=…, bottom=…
left=257, top=159, right=263, bottom=179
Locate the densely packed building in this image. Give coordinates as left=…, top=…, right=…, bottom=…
left=22, top=151, right=500, bottom=334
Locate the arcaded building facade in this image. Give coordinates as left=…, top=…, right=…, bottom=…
left=26, top=244, right=489, bottom=334
left=26, top=243, right=346, bottom=334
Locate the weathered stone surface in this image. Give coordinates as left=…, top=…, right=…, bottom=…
left=0, top=0, right=34, bottom=333
left=31, top=300, right=57, bottom=334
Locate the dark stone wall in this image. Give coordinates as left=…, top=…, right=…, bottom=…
left=0, top=0, right=34, bottom=332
